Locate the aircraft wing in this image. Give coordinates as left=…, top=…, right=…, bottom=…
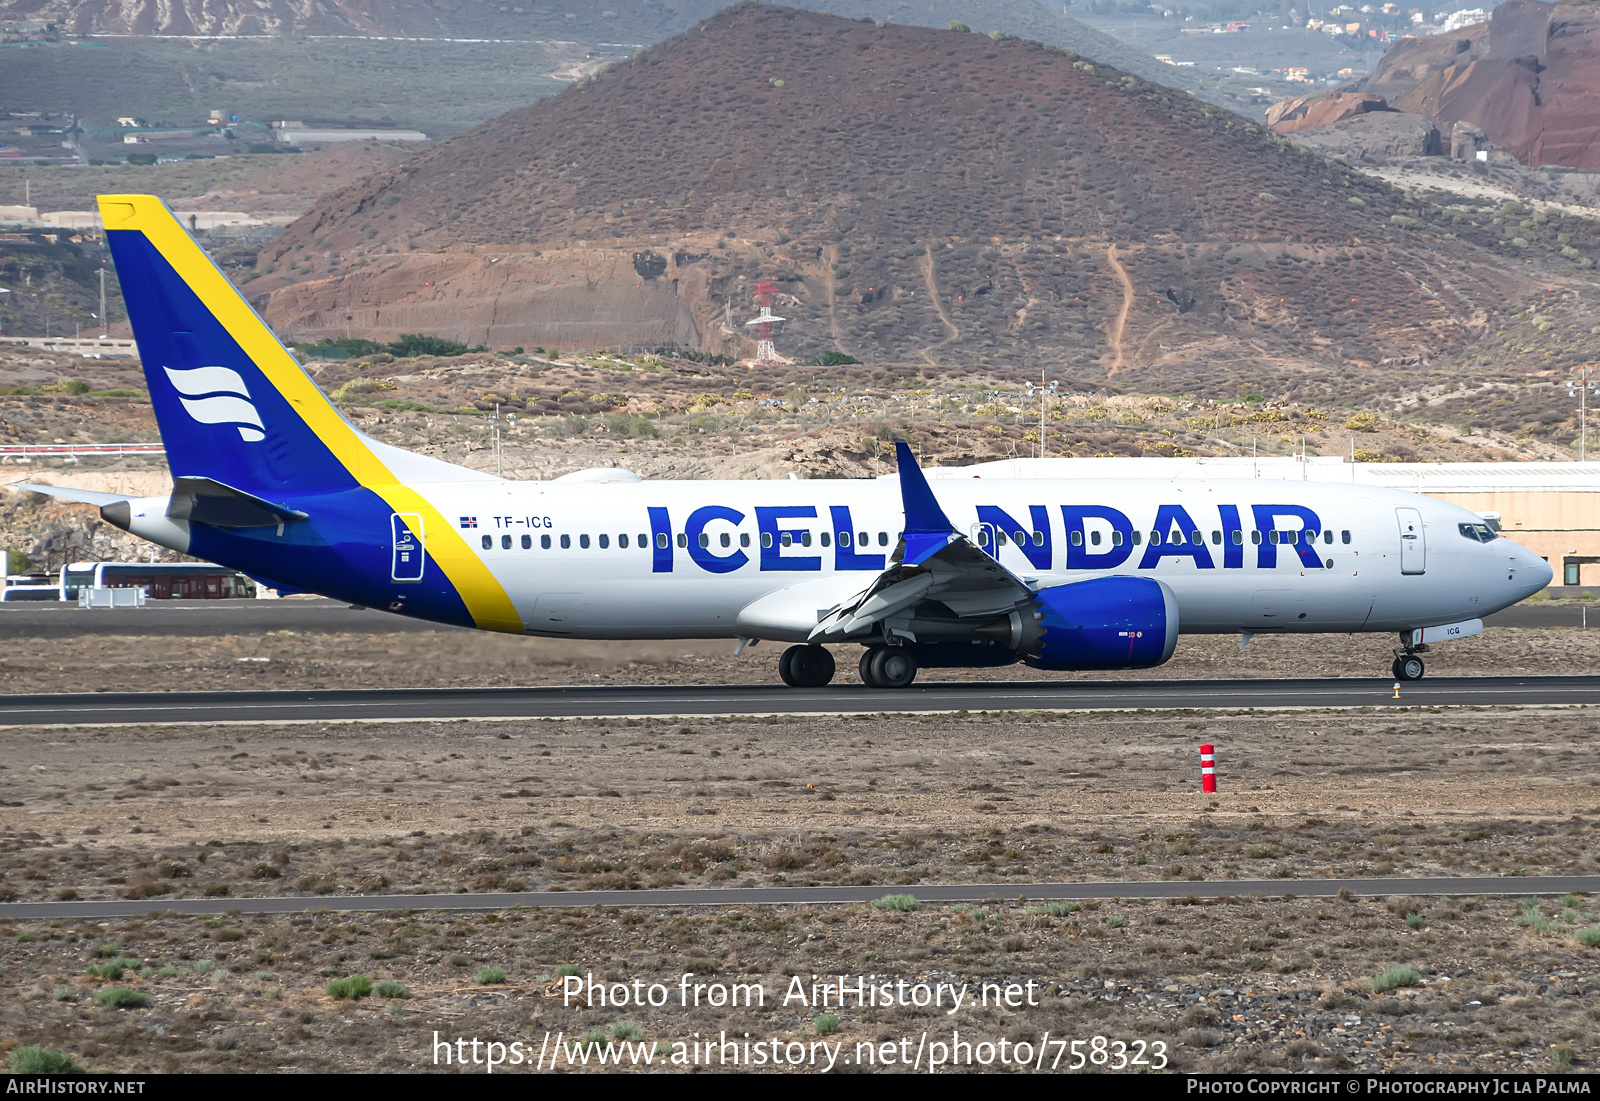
left=809, top=442, right=1034, bottom=642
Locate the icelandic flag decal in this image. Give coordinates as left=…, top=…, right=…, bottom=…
left=459, top=516, right=478, bottom=529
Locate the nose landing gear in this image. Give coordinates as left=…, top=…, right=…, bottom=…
left=1392, top=653, right=1425, bottom=681
left=778, top=644, right=836, bottom=688
left=859, top=645, right=918, bottom=689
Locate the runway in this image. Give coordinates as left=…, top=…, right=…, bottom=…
left=2, top=675, right=1600, bottom=725
left=5, top=875, right=1597, bottom=921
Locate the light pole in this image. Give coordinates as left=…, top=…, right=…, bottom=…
left=1025, top=372, right=1058, bottom=458
left=1568, top=370, right=1598, bottom=461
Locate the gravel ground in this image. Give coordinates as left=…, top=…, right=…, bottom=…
left=3, top=626, right=1599, bottom=694
left=2, top=631, right=1599, bottom=1073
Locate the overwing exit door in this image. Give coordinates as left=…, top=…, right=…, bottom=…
left=391, top=513, right=424, bottom=582
left=1396, top=508, right=1425, bottom=575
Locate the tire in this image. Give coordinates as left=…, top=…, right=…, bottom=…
left=1396, top=654, right=1425, bottom=682
left=788, top=644, right=836, bottom=688
left=859, top=647, right=883, bottom=688
left=778, top=645, right=801, bottom=687
left=869, top=646, right=918, bottom=689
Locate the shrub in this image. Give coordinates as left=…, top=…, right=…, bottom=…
left=1369, top=966, right=1419, bottom=992
left=7, top=1045, right=83, bottom=1074
left=374, top=980, right=407, bottom=999
left=52, top=986, right=72, bottom=1001
left=1105, top=915, right=1127, bottom=928
left=579, top=1028, right=607, bottom=1053
left=1391, top=214, right=1423, bottom=229
left=948, top=20, right=970, bottom=32
left=325, top=974, right=373, bottom=1000
left=803, top=351, right=862, bottom=366
left=1404, top=912, right=1424, bottom=929
left=94, top=987, right=149, bottom=1008
left=814, top=1013, right=840, bottom=1035
left=871, top=894, right=919, bottom=912
left=1550, top=1044, right=1576, bottom=1070
left=609, top=1021, right=642, bottom=1041
left=1576, top=927, right=1600, bottom=947
left=474, top=966, right=507, bottom=984
left=554, top=964, right=581, bottom=978
left=1043, top=902, right=1081, bottom=916
left=1321, top=990, right=1354, bottom=1009
left=1344, top=411, right=1380, bottom=432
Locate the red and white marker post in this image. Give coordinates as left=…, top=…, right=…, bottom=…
left=1200, top=743, right=1217, bottom=793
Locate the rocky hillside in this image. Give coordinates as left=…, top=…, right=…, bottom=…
left=253, top=4, right=1600, bottom=396
left=1346, top=0, right=1600, bottom=170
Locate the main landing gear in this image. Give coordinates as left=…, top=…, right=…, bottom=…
left=779, top=644, right=835, bottom=688
left=859, top=645, right=918, bottom=689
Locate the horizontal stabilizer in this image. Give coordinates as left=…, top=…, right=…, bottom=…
left=168, top=477, right=309, bottom=528
left=10, top=483, right=130, bottom=508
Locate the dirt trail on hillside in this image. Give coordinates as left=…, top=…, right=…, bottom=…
left=918, top=242, right=960, bottom=365
left=1105, top=243, right=1137, bottom=373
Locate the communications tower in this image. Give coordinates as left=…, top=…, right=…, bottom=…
left=745, top=279, right=785, bottom=364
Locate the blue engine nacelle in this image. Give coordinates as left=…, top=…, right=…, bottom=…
left=1015, top=576, right=1178, bottom=671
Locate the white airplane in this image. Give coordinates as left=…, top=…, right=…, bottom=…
left=22, top=196, right=1553, bottom=687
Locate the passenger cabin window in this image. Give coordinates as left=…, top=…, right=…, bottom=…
left=740, top=533, right=750, bottom=548
left=1070, top=531, right=1083, bottom=547
left=481, top=535, right=492, bottom=550
left=502, top=535, right=512, bottom=549
left=542, top=534, right=551, bottom=549
left=976, top=529, right=990, bottom=547
left=781, top=532, right=793, bottom=547
left=619, top=534, right=630, bottom=549
left=1032, top=531, right=1043, bottom=546
left=821, top=532, right=831, bottom=547
left=878, top=532, right=889, bottom=546
left=1112, top=531, right=1124, bottom=547
left=676, top=533, right=687, bottom=548
left=762, top=533, right=774, bottom=549
left=858, top=531, right=868, bottom=546
left=656, top=533, right=669, bottom=550
left=996, top=530, right=1008, bottom=546
left=1151, top=531, right=1163, bottom=546
left=1012, top=530, right=1026, bottom=546
left=1130, top=531, right=1142, bottom=545
left=599, top=534, right=610, bottom=549
left=1211, top=530, right=1221, bottom=545
left=699, top=533, right=711, bottom=548
left=1458, top=522, right=1498, bottom=543
left=720, top=532, right=731, bottom=548
left=560, top=534, right=571, bottom=549
left=1251, top=530, right=1262, bottom=545
left=579, top=534, right=590, bottom=549
left=1341, top=530, right=1351, bottom=544
left=1089, top=530, right=1101, bottom=546
left=521, top=534, right=532, bottom=549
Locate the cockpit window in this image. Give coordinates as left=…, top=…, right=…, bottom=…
left=1458, top=522, right=1498, bottom=543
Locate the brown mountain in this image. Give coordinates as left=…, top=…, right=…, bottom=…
left=1344, top=0, right=1600, bottom=170
left=255, top=3, right=1600, bottom=393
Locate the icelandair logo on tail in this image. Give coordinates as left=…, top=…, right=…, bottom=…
left=163, top=365, right=266, bottom=442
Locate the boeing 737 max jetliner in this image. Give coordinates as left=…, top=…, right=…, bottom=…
left=19, top=196, right=1553, bottom=687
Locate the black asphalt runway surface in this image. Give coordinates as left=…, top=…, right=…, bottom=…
left=4, top=875, right=1597, bottom=921
left=1, top=675, right=1599, bottom=726
left=0, top=596, right=1588, bottom=636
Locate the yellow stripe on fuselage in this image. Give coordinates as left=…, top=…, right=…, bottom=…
left=98, top=194, right=523, bottom=634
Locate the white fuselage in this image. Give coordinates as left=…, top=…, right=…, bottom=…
left=405, top=474, right=1549, bottom=640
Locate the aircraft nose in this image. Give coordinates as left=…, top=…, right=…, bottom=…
left=1513, top=544, right=1553, bottom=598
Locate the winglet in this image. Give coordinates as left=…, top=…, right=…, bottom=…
left=895, top=441, right=959, bottom=565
